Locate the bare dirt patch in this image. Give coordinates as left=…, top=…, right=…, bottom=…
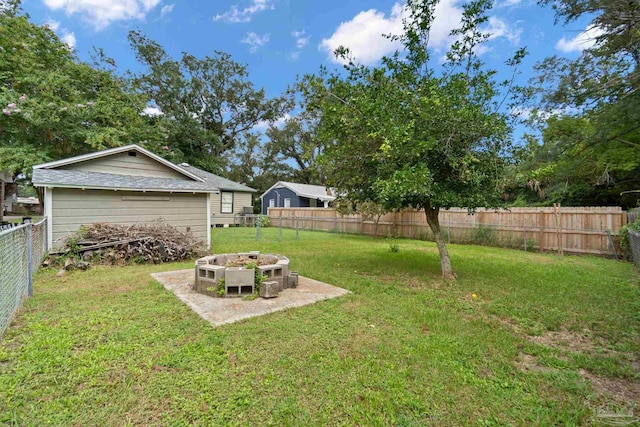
left=514, top=352, right=558, bottom=374
left=508, top=326, right=640, bottom=416
left=580, top=369, right=640, bottom=405
left=529, top=329, right=597, bottom=353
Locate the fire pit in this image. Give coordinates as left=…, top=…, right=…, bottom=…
left=194, top=252, right=297, bottom=298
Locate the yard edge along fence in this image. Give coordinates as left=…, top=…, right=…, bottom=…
left=267, top=207, right=627, bottom=256
left=0, top=218, right=48, bottom=337
left=628, top=229, right=640, bottom=269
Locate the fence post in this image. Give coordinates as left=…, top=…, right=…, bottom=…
left=43, top=218, right=48, bottom=254
left=26, top=223, right=33, bottom=297
left=296, top=217, right=299, bottom=240
left=606, top=229, right=618, bottom=260
left=538, top=210, right=545, bottom=252
left=278, top=217, right=282, bottom=240
left=256, top=215, right=261, bottom=240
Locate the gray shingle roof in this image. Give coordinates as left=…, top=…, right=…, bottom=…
left=179, top=165, right=256, bottom=193
left=262, top=181, right=335, bottom=201
left=32, top=168, right=218, bottom=193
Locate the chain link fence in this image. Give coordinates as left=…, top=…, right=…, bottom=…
left=628, top=229, right=640, bottom=269
left=0, top=218, right=48, bottom=337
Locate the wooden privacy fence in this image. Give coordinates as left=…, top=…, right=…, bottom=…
left=267, top=206, right=627, bottom=256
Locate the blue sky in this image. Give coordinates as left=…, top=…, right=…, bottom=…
left=22, top=0, right=597, bottom=131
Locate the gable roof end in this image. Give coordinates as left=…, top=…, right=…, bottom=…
left=33, top=144, right=205, bottom=183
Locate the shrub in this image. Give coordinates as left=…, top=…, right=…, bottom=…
left=619, top=218, right=640, bottom=260
left=473, top=225, right=496, bottom=246
left=258, top=215, right=270, bottom=227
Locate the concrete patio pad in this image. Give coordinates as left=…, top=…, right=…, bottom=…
left=151, top=269, right=350, bottom=328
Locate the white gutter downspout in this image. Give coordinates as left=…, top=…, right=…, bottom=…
left=44, top=187, right=53, bottom=250
left=206, top=193, right=212, bottom=249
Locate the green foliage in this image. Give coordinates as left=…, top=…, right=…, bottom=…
left=257, top=215, right=270, bottom=228
left=264, top=77, right=328, bottom=184
left=244, top=261, right=266, bottom=291
left=619, top=219, right=640, bottom=260
left=313, top=0, right=525, bottom=277
left=217, top=279, right=226, bottom=297
left=0, top=7, right=159, bottom=186
left=208, top=279, right=226, bottom=297
left=226, top=133, right=295, bottom=197
left=128, top=31, right=287, bottom=174
left=522, top=0, right=640, bottom=208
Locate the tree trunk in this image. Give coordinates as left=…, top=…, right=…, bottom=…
left=424, top=206, right=456, bottom=280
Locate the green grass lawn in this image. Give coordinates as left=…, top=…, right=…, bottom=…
left=1, top=228, right=638, bottom=426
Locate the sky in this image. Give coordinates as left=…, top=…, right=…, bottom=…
left=21, top=0, right=596, bottom=134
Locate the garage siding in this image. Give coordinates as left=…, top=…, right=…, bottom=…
left=59, top=152, right=189, bottom=180
left=51, top=188, right=208, bottom=246
left=210, top=191, right=253, bottom=225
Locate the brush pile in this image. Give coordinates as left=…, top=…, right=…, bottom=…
left=45, top=221, right=207, bottom=270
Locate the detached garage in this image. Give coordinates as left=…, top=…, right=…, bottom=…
left=32, top=145, right=218, bottom=250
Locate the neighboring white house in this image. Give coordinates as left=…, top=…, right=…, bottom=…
left=31, top=145, right=253, bottom=249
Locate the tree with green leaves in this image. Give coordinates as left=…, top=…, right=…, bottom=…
left=128, top=31, right=288, bottom=173
left=526, top=0, right=640, bottom=207
left=315, top=0, right=525, bottom=279
left=265, top=76, right=328, bottom=184
left=226, top=133, right=296, bottom=213
left=0, top=3, right=158, bottom=207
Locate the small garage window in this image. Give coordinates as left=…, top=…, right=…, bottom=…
left=221, top=192, right=234, bottom=214
left=284, top=198, right=291, bottom=208
left=269, top=199, right=275, bottom=208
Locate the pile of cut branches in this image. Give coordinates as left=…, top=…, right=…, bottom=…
left=45, top=221, right=207, bottom=270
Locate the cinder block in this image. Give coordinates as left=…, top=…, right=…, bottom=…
left=197, top=265, right=226, bottom=280
left=212, top=254, right=227, bottom=265
left=224, top=253, right=239, bottom=262
left=239, top=251, right=260, bottom=259
left=276, top=259, right=289, bottom=277
left=196, top=255, right=215, bottom=266
left=287, top=272, right=299, bottom=288
left=260, top=281, right=279, bottom=298
left=225, top=267, right=255, bottom=297
left=258, top=265, right=283, bottom=288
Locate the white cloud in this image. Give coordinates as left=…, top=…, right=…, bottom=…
left=288, top=51, right=301, bottom=61
left=292, top=30, right=310, bottom=48
left=43, top=19, right=61, bottom=31
left=241, top=32, right=270, bottom=53
left=555, top=25, right=604, bottom=53
left=43, top=20, right=76, bottom=48
left=486, top=16, right=522, bottom=45
left=320, top=1, right=463, bottom=65
left=143, top=106, right=163, bottom=116
left=495, top=0, right=523, bottom=8
left=60, top=31, right=76, bottom=48
left=42, top=0, right=162, bottom=30
left=213, top=0, right=273, bottom=23
left=160, top=3, right=174, bottom=19
left=254, top=113, right=291, bottom=131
